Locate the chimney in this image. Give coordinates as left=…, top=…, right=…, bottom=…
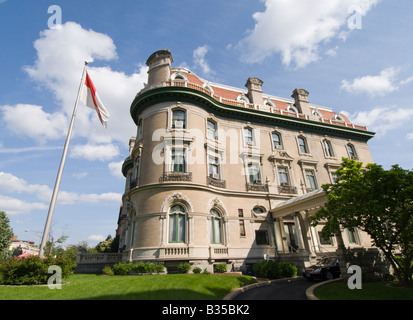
left=291, top=88, right=311, bottom=116
left=145, top=49, right=173, bottom=88
left=245, top=77, right=264, bottom=105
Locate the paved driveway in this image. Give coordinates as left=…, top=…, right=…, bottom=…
left=232, top=278, right=315, bottom=300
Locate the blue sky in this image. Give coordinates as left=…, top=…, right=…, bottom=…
left=1, top=0, right=412, bottom=248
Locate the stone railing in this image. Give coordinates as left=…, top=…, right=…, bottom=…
left=159, top=172, right=192, bottom=182
left=278, top=185, right=298, bottom=194
left=76, top=253, right=123, bottom=264
left=246, top=182, right=269, bottom=192
left=207, top=176, right=226, bottom=188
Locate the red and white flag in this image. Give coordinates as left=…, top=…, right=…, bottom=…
left=80, top=72, right=110, bottom=128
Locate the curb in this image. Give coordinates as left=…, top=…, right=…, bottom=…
left=305, top=278, right=343, bottom=300
left=222, top=276, right=304, bottom=300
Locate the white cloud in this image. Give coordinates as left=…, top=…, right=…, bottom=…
left=0, top=172, right=121, bottom=212
left=193, top=45, right=214, bottom=75
left=70, top=143, right=120, bottom=162
left=108, top=160, right=124, bottom=179
left=238, top=0, right=380, bottom=68
left=88, top=235, right=105, bottom=242
left=344, top=106, right=413, bottom=137
left=0, top=104, right=68, bottom=144
left=0, top=195, right=47, bottom=216
left=400, top=76, right=413, bottom=86
left=1, top=22, right=147, bottom=151
left=341, top=67, right=400, bottom=97
left=407, top=133, right=413, bottom=140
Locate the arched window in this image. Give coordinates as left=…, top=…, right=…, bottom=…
left=207, top=120, right=217, bottom=140
left=347, top=144, right=358, bottom=160
left=272, top=132, right=282, bottom=149
left=169, top=205, right=186, bottom=243
left=210, top=209, right=223, bottom=244
left=312, top=108, right=323, bottom=119
left=172, top=109, right=186, bottom=129
left=171, top=71, right=188, bottom=82
left=298, top=136, right=309, bottom=154
left=287, top=104, right=299, bottom=114
left=237, top=94, right=250, bottom=104
left=323, top=139, right=334, bottom=157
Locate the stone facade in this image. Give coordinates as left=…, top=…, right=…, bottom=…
left=115, top=49, right=376, bottom=274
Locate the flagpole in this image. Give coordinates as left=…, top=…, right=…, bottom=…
left=39, top=62, right=88, bottom=258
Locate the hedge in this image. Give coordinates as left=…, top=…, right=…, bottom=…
left=0, top=255, right=77, bottom=285
left=253, top=260, right=297, bottom=279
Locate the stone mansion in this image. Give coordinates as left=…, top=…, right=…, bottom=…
left=115, top=49, right=375, bottom=274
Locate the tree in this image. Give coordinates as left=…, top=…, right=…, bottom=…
left=95, top=235, right=119, bottom=253
left=0, top=211, right=14, bottom=259
left=310, top=158, right=413, bottom=286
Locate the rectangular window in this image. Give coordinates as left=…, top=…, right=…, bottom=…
left=248, top=163, right=261, bottom=183
left=255, top=230, right=269, bottom=245
left=169, top=214, right=185, bottom=243
left=278, top=167, right=289, bottom=185
left=272, top=132, right=282, bottom=149
left=318, top=231, right=332, bottom=245
left=130, top=221, right=136, bottom=247
left=323, top=140, right=334, bottom=157
left=172, top=110, right=186, bottom=129
left=171, top=149, right=186, bottom=172
left=207, top=120, right=217, bottom=140
left=347, top=228, right=358, bottom=244
left=305, top=170, right=317, bottom=190
left=244, top=128, right=254, bottom=145
left=238, top=209, right=246, bottom=237
left=298, top=137, right=308, bottom=153
left=208, top=156, right=220, bottom=179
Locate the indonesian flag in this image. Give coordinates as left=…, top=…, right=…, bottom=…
left=80, top=72, right=110, bottom=128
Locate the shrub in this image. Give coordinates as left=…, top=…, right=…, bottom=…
left=112, top=262, right=134, bottom=275
left=215, top=264, right=227, bottom=273
left=252, top=260, right=297, bottom=279
left=0, top=255, right=77, bottom=285
left=279, top=262, right=297, bottom=278
left=202, top=268, right=210, bottom=275
left=193, top=267, right=202, bottom=274
left=107, top=261, right=165, bottom=275
left=102, top=265, right=114, bottom=276
left=177, top=262, right=191, bottom=274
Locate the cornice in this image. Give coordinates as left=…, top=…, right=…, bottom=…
left=130, top=86, right=375, bottom=142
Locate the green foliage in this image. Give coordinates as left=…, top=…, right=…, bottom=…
left=202, top=268, right=210, bottom=275
left=0, top=255, right=77, bottom=285
left=112, top=262, right=133, bottom=275
left=253, top=260, right=297, bottom=279
left=215, top=263, right=227, bottom=273
left=192, top=267, right=202, bottom=274
left=0, top=212, right=13, bottom=259
left=110, top=261, right=165, bottom=275
left=311, top=158, right=413, bottom=286
left=177, top=262, right=191, bottom=274
left=95, top=235, right=119, bottom=253
left=102, top=265, right=114, bottom=276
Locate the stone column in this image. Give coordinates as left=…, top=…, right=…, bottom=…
left=293, top=213, right=306, bottom=251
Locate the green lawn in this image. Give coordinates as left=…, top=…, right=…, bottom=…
left=0, top=274, right=256, bottom=300
left=315, top=281, right=413, bottom=300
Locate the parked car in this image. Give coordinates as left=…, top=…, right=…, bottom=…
left=303, top=257, right=341, bottom=281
